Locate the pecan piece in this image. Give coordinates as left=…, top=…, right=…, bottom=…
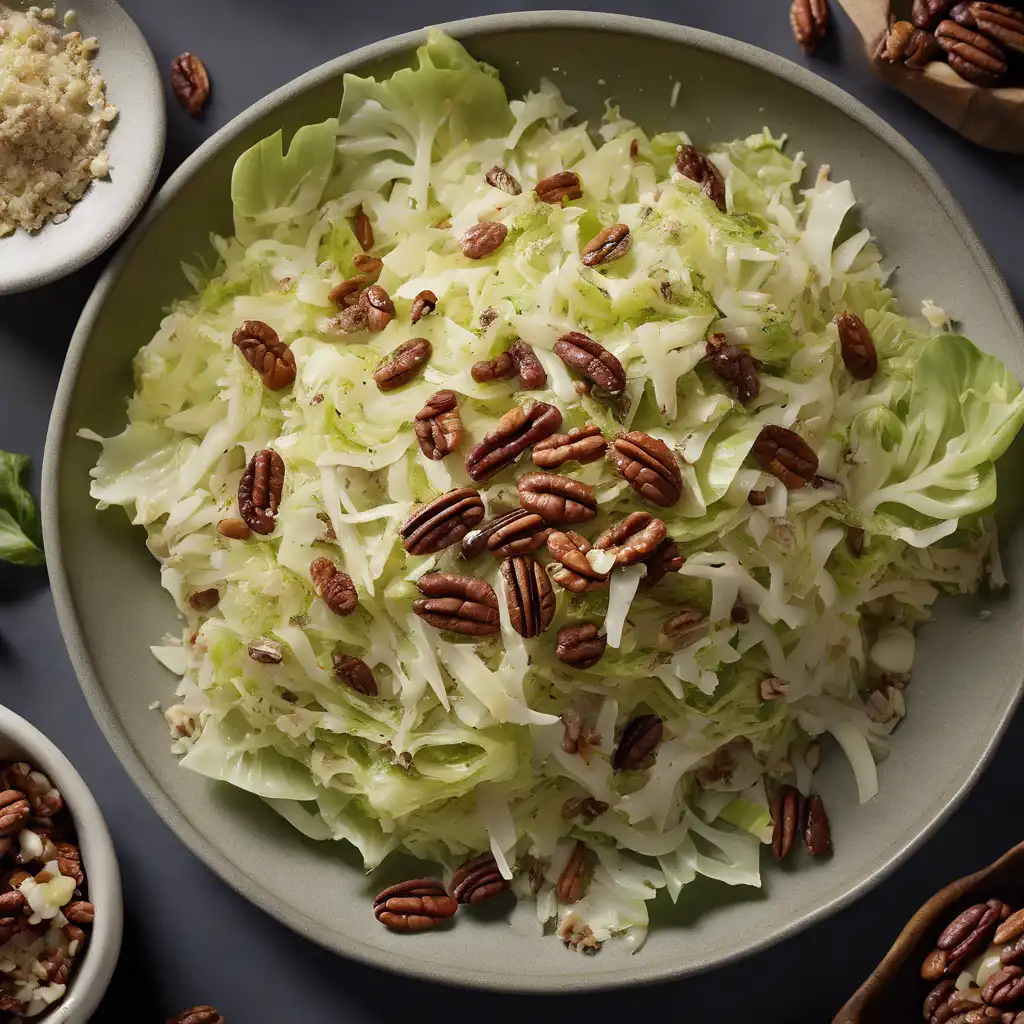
left=938, top=900, right=1010, bottom=975
left=642, top=538, right=684, bottom=588
left=535, top=171, right=582, bottom=205
left=328, top=277, right=368, bottom=307
left=353, top=206, right=374, bottom=251
left=790, top=0, right=830, bottom=53
left=401, top=487, right=485, bottom=555
left=581, top=224, right=631, bottom=267
left=1002, top=933, right=1024, bottom=966
left=449, top=854, right=509, bottom=905
left=39, top=947, right=70, bottom=985
left=509, top=339, right=547, bottom=389
left=332, top=652, right=378, bottom=696
left=485, top=165, right=522, bottom=195
left=517, top=472, right=597, bottom=526
left=462, top=508, right=550, bottom=559
left=460, top=221, right=508, bottom=260
left=878, top=19, right=917, bottom=61
left=374, top=338, right=431, bottom=391
left=217, top=517, right=251, bottom=540
left=554, top=331, right=627, bottom=395
left=232, top=320, right=296, bottom=390
left=410, top=290, right=437, bottom=324
left=532, top=425, right=607, bottom=469
left=373, top=878, right=458, bottom=932
left=170, top=53, right=211, bottom=115
left=834, top=312, right=878, bottom=380
left=561, top=708, right=602, bottom=759
left=661, top=607, right=708, bottom=648
left=309, top=557, right=357, bottom=616
left=706, top=333, right=759, bottom=404
left=771, top=784, right=801, bottom=860
left=353, top=253, right=383, bottom=277
left=613, top=714, right=663, bottom=771
left=0, top=791, right=29, bottom=836
left=905, top=28, right=943, bottom=66
left=913, top=0, right=954, bottom=27
left=611, top=432, right=682, bottom=506
left=803, top=795, right=832, bottom=856
left=996, top=908, right=1024, bottom=946
left=935, top=19, right=1007, bottom=83
left=556, top=842, right=591, bottom=903
left=972, top=2, right=1024, bottom=53
left=924, top=980, right=957, bottom=1019
left=561, top=796, right=609, bottom=822
left=501, top=556, right=556, bottom=638
left=675, top=144, right=726, bottom=211
left=951, top=1, right=977, bottom=23
left=547, top=531, right=611, bottom=593
left=752, top=425, right=818, bottom=489
left=188, top=588, right=219, bottom=612
left=748, top=489, right=767, bottom=506
left=413, top=572, right=500, bottom=636
left=594, top=511, right=667, bottom=567
left=471, top=350, right=516, bottom=383
left=166, top=1009, right=225, bottom=1024
left=64, top=899, right=94, bottom=925
left=360, top=284, right=396, bottom=333
left=555, top=623, right=607, bottom=669
left=414, top=390, right=463, bottom=460
left=55, top=841, right=85, bottom=885
left=238, top=448, right=285, bottom=535
left=983, top=966, right=1024, bottom=1007
left=328, top=304, right=369, bottom=334
left=465, top=401, right=563, bottom=481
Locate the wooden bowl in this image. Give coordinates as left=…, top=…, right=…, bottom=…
left=834, top=840, right=1024, bottom=1021
left=838, top=0, right=1024, bottom=152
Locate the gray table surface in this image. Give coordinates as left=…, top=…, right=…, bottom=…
left=1, top=0, right=1022, bottom=1020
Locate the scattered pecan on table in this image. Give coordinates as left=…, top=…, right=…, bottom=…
left=414, top=390, right=463, bottom=461
left=610, top=432, right=683, bottom=506
left=373, top=878, right=458, bottom=932
left=535, top=170, right=582, bottom=205
left=170, top=53, right=211, bottom=115
left=165, top=1008, right=226, bottom=1024
left=332, top=652, right=378, bottom=696
left=232, top=320, right=295, bottom=390
left=309, top=557, right=358, bottom=616
left=237, top=448, right=285, bottom=535
left=675, top=144, right=726, bottom=212
left=532, top=425, right=607, bottom=469
left=581, top=224, right=631, bottom=267
left=461, top=508, right=550, bottom=559
left=935, top=18, right=1008, bottom=84
left=401, top=487, right=485, bottom=555
left=613, top=715, right=663, bottom=771
left=752, top=425, right=818, bottom=489
left=412, top=572, right=501, bottom=636
left=374, top=338, right=431, bottom=391
left=555, top=623, right=608, bottom=669
left=790, top=0, right=830, bottom=54
left=449, top=854, right=510, bottom=905
left=547, top=531, right=610, bottom=593
left=517, top=472, right=597, bottom=526
left=464, top=401, right=563, bottom=481
left=500, top=555, right=556, bottom=638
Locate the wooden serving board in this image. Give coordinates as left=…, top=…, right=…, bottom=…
left=838, top=0, right=1024, bottom=152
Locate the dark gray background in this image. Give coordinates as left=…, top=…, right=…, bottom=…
left=1, top=1, right=1022, bottom=1020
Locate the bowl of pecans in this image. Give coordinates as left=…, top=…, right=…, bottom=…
left=0, top=706, right=121, bottom=1022
left=835, top=840, right=1024, bottom=1022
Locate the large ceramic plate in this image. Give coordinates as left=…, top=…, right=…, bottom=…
left=42, top=13, right=1024, bottom=991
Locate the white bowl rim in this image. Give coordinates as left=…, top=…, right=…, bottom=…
left=41, top=10, right=1024, bottom=992
left=0, top=705, right=123, bottom=1021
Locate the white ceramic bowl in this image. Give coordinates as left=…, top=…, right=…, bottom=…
left=0, top=705, right=122, bottom=1022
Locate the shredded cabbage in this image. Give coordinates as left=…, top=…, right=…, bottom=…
left=84, top=30, right=1022, bottom=953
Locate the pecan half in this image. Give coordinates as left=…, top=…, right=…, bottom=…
left=995, top=908, right=1024, bottom=946
left=232, top=320, right=296, bottom=390
left=555, top=623, right=607, bottom=669
left=556, top=843, right=591, bottom=903
left=353, top=253, right=383, bottom=278
left=613, top=715, right=663, bottom=771
left=414, top=390, right=463, bottom=461
left=790, top=0, right=830, bottom=53
left=401, top=488, right=485, bottom=555
left=643, top=538, right=684, bottom=588
left=449, top=854, right=509, bottom=905
left=413, top=572, right=500, bottom=636
left=938, top=900, right=1010, bottom=975
left=834, top=312, right=878, bottom=380
left=924, top=980, right=957, bottom=1020
left=309, top=557, right=357, bottom=616
left=238, top=448, right=285, bottom=535
left=55, top=841, right=84, bottom=884
left=471, top=351, right=516, bottom=383
left=547, top=531, right=610, bottom=593
left=0, top=792, right=29, bottom=836
left=373, top=878, right=458, bottom=932
left=951, top=0, right=977, bottom=23
left=706, top=333, right=759, bottom=404
left=594, top=511, right=667, bottom=567
left=465, top=401, right=563, bottom=481
left=905, top=27, right=943, bottom=66
left=509, top=339, right=547, bottom=389
left=935, top=19, right=1007, bottom=83
left=972, top=2, right=1024, bottom=53
left=188, top=589, right=219, bottom=612
left=353, top=206, right=374, bottom=251
left=771, top=784, right=801, bottom=860
left=64, top=899, right=94, bottom=925
left=982, top=966, right=1024, bottom=1006
left=675, top=145, right=726, bottom=211
left=913, top=0, right=954, bottom=27
left=561, top=708, right=602, bottom=759
left=660, top=607, right=709, bottom=649
left=461, top=221, right=508, bottom=260
left=39, top=948, right=69, bottom=985
left=462, top=508, right=550, bottom=559
left=485, top=165, right=522, bottom=195
left=611, top=432, right=682, bottom=507
left=517, top=472, right=597, bottom=526
left=217, top=517, right=251, bottom=540
left=410, top=290, right=437, bottom=324
left=752, top=425, right=818, bottom=489
left=878, top=19, right=917, bottom=60
left=170, top=53, right=210, bottom=115
left=581, top=224, right=631, bottom=267
left=328, top=277, right=368, bottom=307
left=532, top=426, right=607, bottom=469
left=803, top=795, right=832, bottom=856
left=166, top=1009, right=225, bottom=1024
left=355, top=285, right=394, bottom=332
left=501, top=556, right=556, bottom=637
left=1002, top=933, right=1024, bottom=967
left=374, top=338, right=431, bottom=391
left=554, top=332, right=627, bottom=395
left=332, top=652, right=378, bottom=696
left=535, top=171, right=582, bottom=205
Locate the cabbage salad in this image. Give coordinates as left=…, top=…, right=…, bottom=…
left=85, top=31, right=1024, bottom=951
